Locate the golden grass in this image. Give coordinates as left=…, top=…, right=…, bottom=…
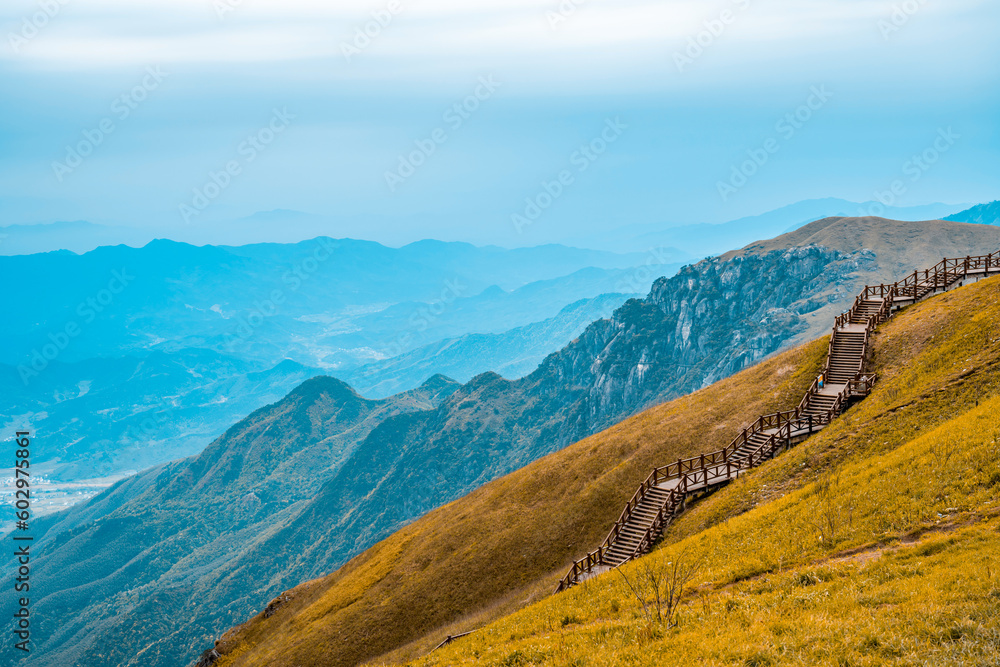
left=408, top=277, right=1000, bottom=666
left=217, top=276, right=1000, bottom=667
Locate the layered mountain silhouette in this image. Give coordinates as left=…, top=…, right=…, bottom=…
left=3, top=238, right=667, bottom=484
left=0, top=237, right=651, bottom=369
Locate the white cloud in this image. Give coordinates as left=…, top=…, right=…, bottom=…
left=1, top=0, right=995, bottom=91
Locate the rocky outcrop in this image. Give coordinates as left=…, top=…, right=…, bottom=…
left=195, top=648, right=220, bottom=667
left=545, top=245, right=874, bottom=431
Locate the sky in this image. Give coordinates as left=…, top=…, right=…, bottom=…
left=1, top=0, right=998, bottom=247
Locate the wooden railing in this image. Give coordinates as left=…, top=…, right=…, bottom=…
left=863, top=252, right=999, bottom=302
left=556, top=249, right=999, bottom=592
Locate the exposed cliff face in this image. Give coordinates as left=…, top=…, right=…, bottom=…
left=549, top=245, right=870, bottom=430
left=15, top=245, right=879, bottom=667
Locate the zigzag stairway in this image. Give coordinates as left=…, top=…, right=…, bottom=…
left=557, top=252, right=1000, bottom=591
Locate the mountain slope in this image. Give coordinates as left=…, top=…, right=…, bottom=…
left=727, top=215, right=1000, bottom=344
left=945, top=200, right=1000, bottom=226
left=205, top=338, right=827, bottom=667
left=208, top=273, right=1000, bottom=667
left=730, top=215, right=1000, bottom=271
left=578, top=199, right=967, bottom=254
left=412, top=276, right=1000, bottom=667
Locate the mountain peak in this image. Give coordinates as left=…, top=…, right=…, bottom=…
left=419, top=373, right=460, bottom=390
left=287, top=375, right=366, bottom=405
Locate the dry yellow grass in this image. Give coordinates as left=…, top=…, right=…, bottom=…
left=408, top=277, right=1000, bottom=667
left=214, top=276, right=1000, bottom=667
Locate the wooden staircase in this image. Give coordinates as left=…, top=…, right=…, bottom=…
left=601, top=486, right=673, bottom=566
left=825, top=329, right=866, bottom=383
left=557, top=251, right=1000, bottom=592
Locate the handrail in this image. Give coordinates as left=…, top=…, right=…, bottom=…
left=557, top=248, right=1000, bottom=592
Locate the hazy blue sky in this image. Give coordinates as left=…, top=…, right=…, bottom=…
left=1, top=0, right=998, bottom=247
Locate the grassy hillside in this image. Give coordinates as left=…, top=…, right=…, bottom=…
left=208, top=332, right=828, bottom=667
left=213, top=275, right=1000, bottom=667
left=406, top=276, right=1000, bottom=666
left=729, top=216, right=1000, bottom=277
left=725, top=216, right=1000, bottom=346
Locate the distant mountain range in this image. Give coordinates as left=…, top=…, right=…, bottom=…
left=0, top=198, right=977, bottom=257
left=0, top=238, right=665, bottom=369
left=3, top=236, right=673, bottom=488
left=1, top=292, right=632, bottom=482
left=15, top=216, right=1000, bottom=667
